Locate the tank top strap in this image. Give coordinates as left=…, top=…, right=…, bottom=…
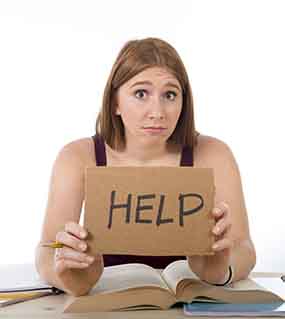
left=180, top=144, right=193, bottom=166
left=92, top=134, right=106, bottom=166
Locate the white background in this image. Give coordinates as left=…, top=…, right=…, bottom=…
left=0, top=0, right=284, bottom=271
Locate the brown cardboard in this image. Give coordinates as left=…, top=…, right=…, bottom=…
left=84, top=167, right=215, bottom=256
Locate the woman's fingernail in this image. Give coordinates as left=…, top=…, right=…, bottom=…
left=213, top=208, right=221, bottom=215
left=87, top=256, right=94, bottom=263
left=80, top=243, right=86, bottom=251
left=213, top=226, right=220, bottom=234
left=80, top=231, right=86, bottom=238
left=212, top=243, right=219, bottom=249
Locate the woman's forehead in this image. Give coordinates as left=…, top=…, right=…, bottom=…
left=126, top=67, right=181, bottom=88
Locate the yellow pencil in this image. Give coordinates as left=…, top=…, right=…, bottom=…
left=40, top=241, right=64, bottom=249
left=0, top=292, right=43, bottom=299
left=0, top=291, right=52, bottom=308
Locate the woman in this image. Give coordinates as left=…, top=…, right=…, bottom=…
left=35, top=37, right=256, bottom=296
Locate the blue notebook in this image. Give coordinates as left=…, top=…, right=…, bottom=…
left=184, top=302, right=285, bottom=317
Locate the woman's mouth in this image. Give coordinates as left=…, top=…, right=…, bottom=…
left=143, top=127, right=167, bottom=133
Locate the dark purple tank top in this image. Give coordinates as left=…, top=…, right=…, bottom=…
left=92, top=134, right=193, bottom=268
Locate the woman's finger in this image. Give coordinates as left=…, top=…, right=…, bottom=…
left=212, top=237, right=234, bottom=251
left=55, top=258, right=89, bottom=274
left=212, top=217, right=232, bottom=236
left=212, top=202, right=229, bottom=220
left=64, top=221, right=88, bottom=239
left=56, top=231, right=87, bottom=252
left=55, top=246, right=94, bottom=264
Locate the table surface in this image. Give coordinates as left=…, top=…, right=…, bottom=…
left=0, top=272, right=283, bottom=319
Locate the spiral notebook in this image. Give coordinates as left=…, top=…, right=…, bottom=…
left=0, top=263, right=52, bottom=293
left=0, top=263, right=62, bottom=308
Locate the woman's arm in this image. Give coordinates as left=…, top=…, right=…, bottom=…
left=187, top=136, right=256, bottom=284
left=35, top=140, right=103, bottom=296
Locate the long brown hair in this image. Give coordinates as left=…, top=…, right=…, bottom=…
left=95, top=37, right=199, bottom=150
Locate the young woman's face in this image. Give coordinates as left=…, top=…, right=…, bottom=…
left=115, top=67, right=183, bottom=145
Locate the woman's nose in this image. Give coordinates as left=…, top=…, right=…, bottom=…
left=147, top=97, right=165, bottom=119
left=148, top=112, right=164, bottom=120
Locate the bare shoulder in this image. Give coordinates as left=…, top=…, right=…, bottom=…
left=194, top=134, right=237, bottom=169
left=56, top=137, right=96, bottom=167
left=195, top=134, right=247, bottom=233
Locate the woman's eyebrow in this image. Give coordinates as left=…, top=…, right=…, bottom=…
left=130, top=80, right=181, bottom=91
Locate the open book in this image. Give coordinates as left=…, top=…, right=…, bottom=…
left=63, top=260, right=284, bottom=313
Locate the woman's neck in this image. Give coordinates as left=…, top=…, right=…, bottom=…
left=116, top=136, right=179, bottom=165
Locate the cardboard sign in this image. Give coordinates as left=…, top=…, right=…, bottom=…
left=84, top=167, right=215, bottom=256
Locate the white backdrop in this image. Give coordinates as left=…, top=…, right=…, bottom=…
left=0, top=0, right=284, bottom=271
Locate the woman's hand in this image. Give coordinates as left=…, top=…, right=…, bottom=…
left=53, top=221, right=103, bottom=295
left=188, top=201, right=234, bottom=284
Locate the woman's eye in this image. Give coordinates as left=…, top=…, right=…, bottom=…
left=134, top=89, right=147, bottom=99
left=134, top=89, right=177, bottom=100
left=165, top=91, right=177, bottom=101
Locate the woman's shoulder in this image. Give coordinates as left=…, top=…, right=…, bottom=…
left=195, top=134, right=237, bottom=168
left=55, top=136, right=96, bottom=167
left=196, top=133, right=231, bottom=151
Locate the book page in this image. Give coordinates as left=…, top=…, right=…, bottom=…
left=90, top=263, right=171, bottom=295
left=253, top=278, right=285, bottom=298
left=227, top=279, right=266, bottom=291
left=161, top=260, right=200, bottom=294
left=226, top=277, right=284, bottom=293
